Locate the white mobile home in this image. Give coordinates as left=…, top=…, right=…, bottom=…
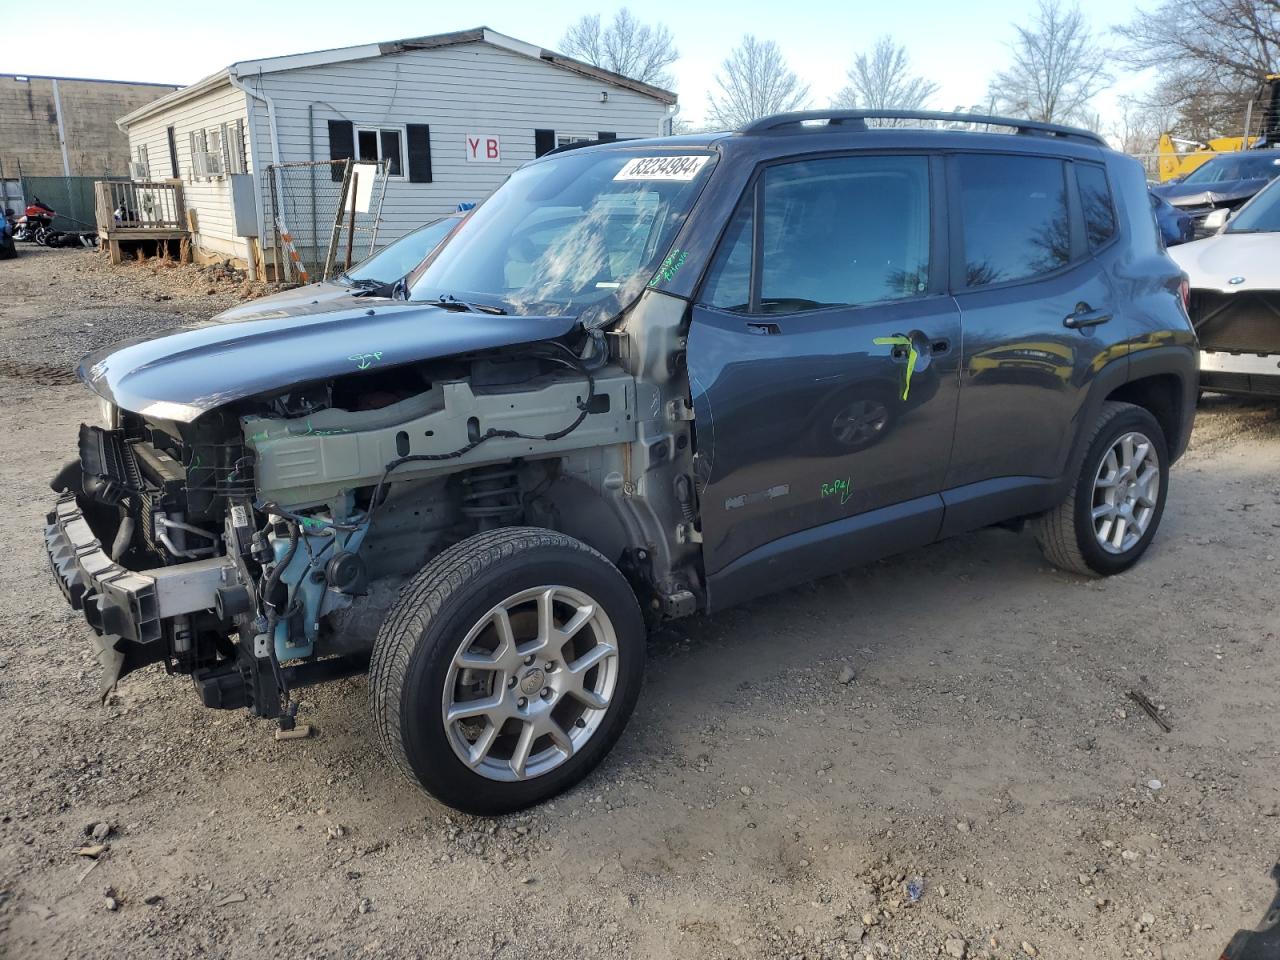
left=116, top=27, right=677, bottom=276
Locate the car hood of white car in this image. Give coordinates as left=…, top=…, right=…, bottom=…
left=1167, top=231, right=1280, bottom=294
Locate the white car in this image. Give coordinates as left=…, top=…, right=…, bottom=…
left=1169, top=177, right=1280, bottom=398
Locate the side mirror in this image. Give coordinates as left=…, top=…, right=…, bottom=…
left=392, top=278, right=408, bottom=301
left=1202, top=208, right=1231, bottom=232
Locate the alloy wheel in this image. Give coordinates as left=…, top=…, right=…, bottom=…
left=441, top=585, right=619, bottom=782
left=1091, top=431, right=1160, bottom=554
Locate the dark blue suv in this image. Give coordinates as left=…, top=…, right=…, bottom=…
left=47, top=111, right=1197, bottom=813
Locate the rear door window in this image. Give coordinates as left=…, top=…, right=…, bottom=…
left=955, top=154, right=1070, bottom=287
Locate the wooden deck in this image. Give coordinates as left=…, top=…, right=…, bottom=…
left=94, top=180, right=190, bottom=264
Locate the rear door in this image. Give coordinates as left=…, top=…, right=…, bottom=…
left=687, top=153, right=961, bottom=580
left=945, top=152, right=1124, bottom=496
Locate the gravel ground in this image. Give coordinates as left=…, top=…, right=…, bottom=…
left=1, top=245, right=1278, bottom=960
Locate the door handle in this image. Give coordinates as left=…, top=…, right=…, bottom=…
left=1064, top=303, right=1112, bottom=330
left=874, top=330, right=941, bottom=400
left=745, top=321, right=781, bottom=336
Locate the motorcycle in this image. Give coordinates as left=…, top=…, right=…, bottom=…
left=14, top=197, right=56, bottom=244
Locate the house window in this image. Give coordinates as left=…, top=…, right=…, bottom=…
left=356, top=126, right=405, bottom=177
left=219, top=120, right=247, bottom=175
left=557, top=134, right=591, bottom=148
left=188, top=127, right=225, bottom=180
left=132, top=144, right=150, bottom=181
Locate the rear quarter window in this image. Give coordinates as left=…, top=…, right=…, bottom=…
left=1077, top=163, right=1118, bottom=250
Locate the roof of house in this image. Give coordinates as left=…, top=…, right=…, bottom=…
left=2, top=73, right=180, bottom=88
left=118, top=26, right=676, bottom=127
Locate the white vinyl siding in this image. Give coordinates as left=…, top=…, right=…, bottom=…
left=244, top=42, right=670, bottom=243
left=123, top=39, right=671, bottom=262
left=123, top=81, right=252, bottom=259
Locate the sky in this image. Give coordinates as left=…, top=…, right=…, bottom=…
left=6, top=0, right=1156, bottom=134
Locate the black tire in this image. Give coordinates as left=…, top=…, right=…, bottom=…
left=369, top=527, right=645, bottom=815
left=1034, top=401, right=1170, bottom=577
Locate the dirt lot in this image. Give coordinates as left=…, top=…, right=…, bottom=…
left=1, top=245, right=1277, bottom=960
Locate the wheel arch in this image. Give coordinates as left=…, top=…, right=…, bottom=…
left=1064, top=345, right=1195, bottom=495
left=1103, top=373, right=1185, bottom=462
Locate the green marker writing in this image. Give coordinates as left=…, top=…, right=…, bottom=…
left=873, top=335, right=917, bottom=400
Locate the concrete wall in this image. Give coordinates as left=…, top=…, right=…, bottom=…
left=0, top=74, right=179, bottom=178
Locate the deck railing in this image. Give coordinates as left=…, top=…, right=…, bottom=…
left=94, top=180, right=186, bottom=233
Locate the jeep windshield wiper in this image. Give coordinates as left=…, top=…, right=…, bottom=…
left=419, top=295, right=508, bottom=315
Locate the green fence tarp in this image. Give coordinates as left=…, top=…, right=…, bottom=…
left=19, top=175, right=127, bottom=232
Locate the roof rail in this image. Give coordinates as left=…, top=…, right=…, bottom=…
left=739, top=110, right=1107, bottom=147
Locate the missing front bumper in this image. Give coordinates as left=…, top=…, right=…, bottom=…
left=44, top=492, right=240, bottom=696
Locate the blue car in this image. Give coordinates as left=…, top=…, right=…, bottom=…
left=1151, top=191, right=1193, bottom=245
left=1151, top=151, right=1280, bottom=232
left=0, top=208, right=15, bottom=259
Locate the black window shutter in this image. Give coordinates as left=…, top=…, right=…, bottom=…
left=328, top=120, right=354, bottom=182
left=597, top=131, right=617, bottom=141
left=534, top=128, right=556, bottom=158
left=406, top=124, right=433, bottom=183
left=166, top=126, right=179, bottom=178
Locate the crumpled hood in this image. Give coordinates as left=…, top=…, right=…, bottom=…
left=78, top=298, right=578, bottom=421
left=210, top=279, right=364, bottom=322
left=1151, top=178, right=1269, bottom=209
left=1168, top=232, right=1280, bottom=294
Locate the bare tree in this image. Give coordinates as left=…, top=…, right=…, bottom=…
left=559, top=9, right=679, bottom=89
left=1109, top=95, right=1172, bottom=154
left=1116, top=0, right=1280, bottom=139
left=832, top=36, right=939, bottom=118
left=707, top=35, right=810, bottom=129
left=987, top=0, right=1112, bottom=125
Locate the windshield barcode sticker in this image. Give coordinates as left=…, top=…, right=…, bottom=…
left=614, top=156, right=709, bottom=181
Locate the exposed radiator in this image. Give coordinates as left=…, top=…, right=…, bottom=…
left=1190, top=290, right=1280, bottom=354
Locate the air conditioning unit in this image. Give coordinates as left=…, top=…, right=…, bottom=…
left=129, top=161, right=149, bottom=181
left=192, top=151, right=224, bottom=179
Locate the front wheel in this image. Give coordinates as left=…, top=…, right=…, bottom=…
left=1034, top=401, right=1170, bottom=577
left=369, top=528, right=645, bottom=814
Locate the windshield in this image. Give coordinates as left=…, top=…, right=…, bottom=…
left=344, top=216, right=459, bottom=284
left=1180, top=153, right=1280, bottom=185
left=1226, top=178, right=1280, bottom=233
left=409, top=149, right=717, bottom=316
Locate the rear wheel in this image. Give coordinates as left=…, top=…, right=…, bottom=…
left=1034, top=401, right=1169, bottom=576
left=370, top=527, right=645, bottom=814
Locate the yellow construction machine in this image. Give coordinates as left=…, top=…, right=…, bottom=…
left=1156, top=74, right=1280, bottom=182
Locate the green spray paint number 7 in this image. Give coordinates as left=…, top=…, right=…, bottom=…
left=873, top=335, right=918, bottom=400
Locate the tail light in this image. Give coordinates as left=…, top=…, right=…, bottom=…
left=1179, top=278, right=1190, bottom=311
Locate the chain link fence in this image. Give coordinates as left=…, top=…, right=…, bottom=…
left=262, top=160, right=389, bottom=283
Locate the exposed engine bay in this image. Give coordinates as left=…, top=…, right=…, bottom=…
left=45, top=292, right=702, bottom=722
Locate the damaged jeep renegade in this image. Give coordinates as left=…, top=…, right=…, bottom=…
left=46, top=111, right=1198, bottom=814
